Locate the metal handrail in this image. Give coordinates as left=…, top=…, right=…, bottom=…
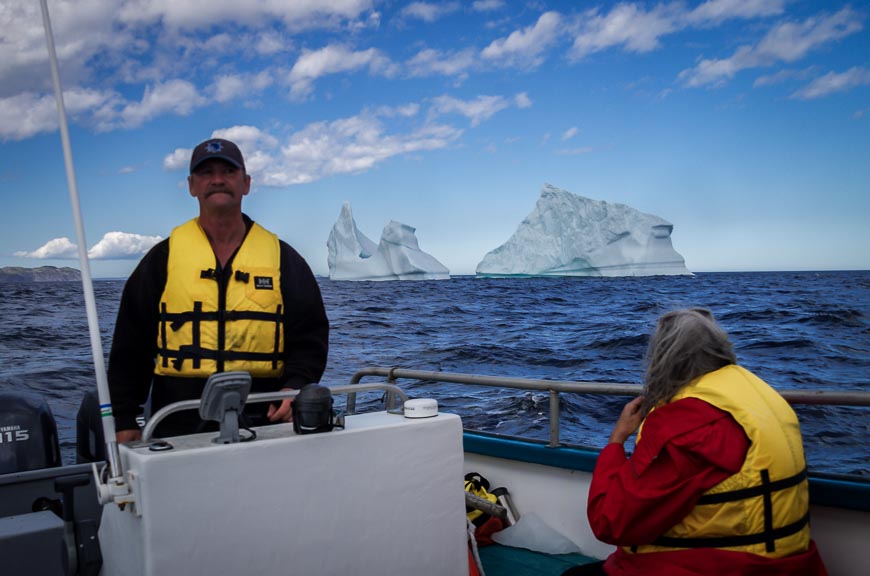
left=142, top=383, right=408, bottom=441
left=347, top=367, right=870, bottom=448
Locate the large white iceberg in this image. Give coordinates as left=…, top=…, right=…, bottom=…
left=327, top=202, right=450, bottom=281
left=476, top=184, right=691, bottom=277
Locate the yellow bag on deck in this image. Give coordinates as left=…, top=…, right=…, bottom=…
left=464, top=472, right=506, bottom=546
left=464, top=472, right=498, bottom=524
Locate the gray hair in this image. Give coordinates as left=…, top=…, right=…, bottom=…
left=641, top=308, right=737, bottom=415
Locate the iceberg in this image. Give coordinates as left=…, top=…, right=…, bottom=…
left=327, top=202, right=450, bottom=281
left=476, top=184, right=691, bottom=277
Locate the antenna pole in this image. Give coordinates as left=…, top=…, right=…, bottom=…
left=39, top=0, right=124, bottom=484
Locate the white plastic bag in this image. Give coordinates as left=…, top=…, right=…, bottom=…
left=491, top=512, right=583, bottom=555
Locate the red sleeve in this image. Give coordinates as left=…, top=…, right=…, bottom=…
left=586, top=398, right=749, bottom=546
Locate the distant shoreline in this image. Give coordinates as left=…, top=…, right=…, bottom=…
left=0, top=266, right=81, bottom=283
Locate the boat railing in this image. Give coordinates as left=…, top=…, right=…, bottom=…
left=346, top=367, right=870, bottom=448
left=142, top=382, right=408, bottom=441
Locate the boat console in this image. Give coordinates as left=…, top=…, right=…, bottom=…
left=98, top=406, right=468, bottom=575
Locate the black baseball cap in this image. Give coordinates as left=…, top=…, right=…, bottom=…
left=190, top=138, right=246, bottom=173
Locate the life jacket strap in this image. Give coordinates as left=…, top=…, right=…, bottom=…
left=695, top=468, right=807, bottom=505
left=646, top=468, right=809, bottom=553
left=650, top=512, right=809, bottom=550
left=160, top=347, right=282, bottom=370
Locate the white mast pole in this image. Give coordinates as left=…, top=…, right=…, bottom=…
left=39, top=0, right=125, bottom=484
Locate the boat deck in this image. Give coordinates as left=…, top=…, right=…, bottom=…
left=479, top=544, right=598, bottom=575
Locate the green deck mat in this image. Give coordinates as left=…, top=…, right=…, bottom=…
left=476, top=544, right=599, bottom=576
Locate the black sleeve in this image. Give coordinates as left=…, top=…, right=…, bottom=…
left=107, top=240, right=168, bottom=430
left=279, top=240, right=329, bottom=390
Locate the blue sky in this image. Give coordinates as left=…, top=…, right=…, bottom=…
left=0, top=0, right=867, bottom=278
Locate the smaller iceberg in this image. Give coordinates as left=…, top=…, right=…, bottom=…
left=327, top=202, right=450, bottom=281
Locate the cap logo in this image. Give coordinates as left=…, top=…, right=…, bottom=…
left=205, top=141, right=223, bottom=153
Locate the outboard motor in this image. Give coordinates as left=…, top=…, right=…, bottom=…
left=76, top=388, right=106, bottom=463
left=0, top=392, right=61, bottom=474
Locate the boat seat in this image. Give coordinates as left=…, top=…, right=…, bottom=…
left=477, top=543, right=599, bottom=576
left=0, top=510, right=65, bottom=574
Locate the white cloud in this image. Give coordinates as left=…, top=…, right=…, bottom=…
left=570, top=3, right=680, bottom=60
left=212, top=125, right=279, bottom=149
left=561, top=126, right=579, bottom=141
left=14, top=237, right=78, bottom=259
left=0, top=0, right=128, bottom=98
left=87, top=232, right=163, bottom=259
left=482, top=11, right=562, bottom=68
left=374, top=103, right=421, bottom=118
left=0, top=93, right=61, bottom=142
left=679, top=8, right=862, bottom=87
left=199, top=32, right=237, bottom=55
left=407, top=48, right=476, bottom=78
left=118, top=0, right=374, bottom=30
left=161, top=116, right=461, bottom=187
left=754, top=8, right=862, bottom=63
left=14, top=232, right=163, bottom=260
left=430, top=95, right=510, bottom=127
left=267, top=115, right=462, bottom=185
left=119, top=80, right=207, bottom=128
left=401, top=2, right=460, bottom=23
left=163, top=148, right=191, bottom=171
left=791, top=67, right=870, bottom=100
left=473, top=0, right=504, bottom=12
left=568, top=0, right=788, bottom=62
left=0, top=88, right=120, bottom=141
left=686, top=0, right=785, bottom=26
left=287, top=45, right=396, bottom=100
left=514, top=92, right=532, bottom=108
left=210, top=71, right=273, bottom=103
left=0, top=0, right=379, bottom=139
left=753, top=67, right=816, bottom=88
left=255, top=31, right=291, bottom=55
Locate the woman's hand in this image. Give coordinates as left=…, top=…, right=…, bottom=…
left=608, top=396, right=644, bottom=445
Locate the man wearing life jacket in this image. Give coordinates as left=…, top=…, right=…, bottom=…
left=108, top=138, right=328, bottom=441
left=565, top=308, right=827, bottom=576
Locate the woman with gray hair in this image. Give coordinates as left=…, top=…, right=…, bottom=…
left=566, top=308, right=827, bottom=575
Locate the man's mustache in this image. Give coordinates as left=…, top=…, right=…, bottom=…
left=205, top=187, right=232, bottom=196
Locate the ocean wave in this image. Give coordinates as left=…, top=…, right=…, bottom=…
left=1, top=271, right=867, bottom=474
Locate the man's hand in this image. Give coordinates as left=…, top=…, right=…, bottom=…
left=116, top=429, right=142, bottom=444
left=608, top=396, right=644, bottom=445
left=267, top=393, right=294, bottom=423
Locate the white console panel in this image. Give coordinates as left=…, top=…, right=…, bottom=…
left=99, top=411, right=467, bottom=576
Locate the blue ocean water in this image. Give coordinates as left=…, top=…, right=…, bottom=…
left=1, top=271, right=867, bottom=475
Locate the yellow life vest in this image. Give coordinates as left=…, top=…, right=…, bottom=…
left=155, top=218, right=284, bottom=378
left=628, top=365, right=810, bottom=558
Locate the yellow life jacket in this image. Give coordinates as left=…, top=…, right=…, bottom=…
left=628, top=365, right=810, bottom=558
left=155, top=218, right=284, bottom=378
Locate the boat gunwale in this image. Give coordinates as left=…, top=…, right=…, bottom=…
left=347, top=366, right=870, bottom=512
